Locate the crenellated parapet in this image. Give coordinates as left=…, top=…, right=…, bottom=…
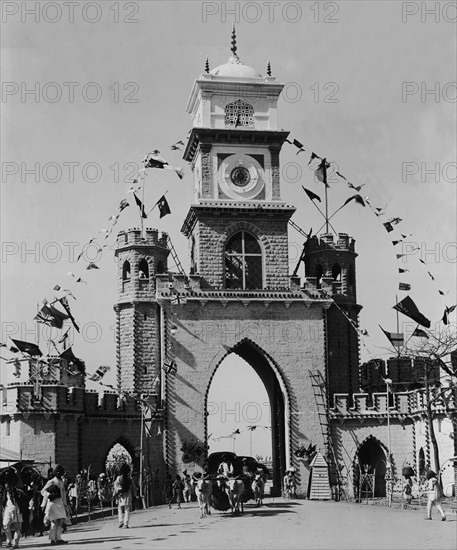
left=116, top=228, right=169, bottom=249
left=0, top=384, right=164, bottom=420
left=330, top=387, right=457, bottom=421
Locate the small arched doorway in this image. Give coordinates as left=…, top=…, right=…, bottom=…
left=105, top=441, right=134, bottom=479
left=206, top=339, right=287, bottom=496
left=355, top=436, right=388, bottom=497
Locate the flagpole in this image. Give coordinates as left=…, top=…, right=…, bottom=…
left=140, top=171, right=146, bottom=239
left=325, top=183, right=329, bottom=234
left=395, top=294, right=400, bottom=358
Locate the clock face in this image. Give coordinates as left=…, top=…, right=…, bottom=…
left=219, top=153, right=265, bottom=200
left=230, top=166, right=251, bottom=187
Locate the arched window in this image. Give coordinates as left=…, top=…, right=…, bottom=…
left=122, top=261, right=131, bottom=281
left=225, top=231, right=262, bottom=289
left=332, top=263, right=341, bottom=281
left=315, top=264, right=324, bottom=289
left=138, top=259, right=149, bottom=280
left=224, top=100, right=254, bottom=128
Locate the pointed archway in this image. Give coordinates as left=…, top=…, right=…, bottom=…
left=354, top=435, right=393, bottom=498
left=205, top=339, right=288, bottom=496
left=104, top=438, right=135, bottom=478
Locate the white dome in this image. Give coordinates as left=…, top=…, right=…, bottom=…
left=210, top=55, right=262, bottom=78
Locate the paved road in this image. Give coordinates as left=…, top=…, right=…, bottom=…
left=14, top=497, right=457, bottom=550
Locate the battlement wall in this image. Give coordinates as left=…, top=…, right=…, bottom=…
left=330, top=387, right=456, bottom=418
left=0, top=385, right=162, bottom=418
left=305, top=233, right=356, bottom=254
left=116, top=228, right=168, bottom=249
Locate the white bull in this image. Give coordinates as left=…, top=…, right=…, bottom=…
left=225, top=477, right=244, bottom=516
left=194, top=477, right=212, bottom=518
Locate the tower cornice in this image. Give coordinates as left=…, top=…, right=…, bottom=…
left=181, top=202, right=296, bottom=237
left=183, top=128, right=290, bottom=163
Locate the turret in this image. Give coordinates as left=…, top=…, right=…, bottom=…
left=114, top=228, right=170, bottom=394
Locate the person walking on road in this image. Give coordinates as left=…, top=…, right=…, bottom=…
left=424, top=470, right=446, bottom=521
left=41, top=464, right=70, bottom=545
left=172, top=475, right=184, bottom=509
left=1, top=468, right=23, bottom=549
left=114, top=463, right=137, bottom=529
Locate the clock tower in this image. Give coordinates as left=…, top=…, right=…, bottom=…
left=182, top=29, right=295, bottom=290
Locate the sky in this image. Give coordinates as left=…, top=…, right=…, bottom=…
left=1, top=1, right=456, bottom=457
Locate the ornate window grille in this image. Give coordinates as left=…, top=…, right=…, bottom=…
left=224, top=100, right=255, bottom=128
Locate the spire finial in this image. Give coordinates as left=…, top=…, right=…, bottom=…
left=231, top=24, right=237, bottom=56
left=267, top=60, right=271, bottom=76
left=205, top=57, right=210, bottom=73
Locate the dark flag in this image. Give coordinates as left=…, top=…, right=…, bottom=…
left=59, top=347, right=85, bottom=374
left=315, top=158, right=330, bottom=188
left=10, top=338, right=42, bottom=356
left=383, top=221, right=394, bottom=233
left=392, top=240, right=403, bottom=246
left=293, top=139, right=304, bottom=149
left=379, top=325, right=404, bottom=348
left=133, top=193, right=147, bottom=219
left=393, top=296, right=431, bottom=328
left=390, top=217, right=402, bottom=226
left=336, top=171, right=347, bottom=181
left=412, top=327, right=429, bottom=338
left=86, top=262, right=99, bottom=270
left=348, top=182, right=365, bottom=192
left=118, top=199, right=129, bottom=212
left=343, top=194, right=365, bottom=207
left=157, top=195, right=171, bottom=218
left=34, top=304, right=69, bottom=329
left=398, top=268, right=409, bottom=274
left=442, top=305, right=456, bottom=325
left=308, top=152, right=320, bottom=165
left=58, top=297, right=80, bottom=333
left=302, top=186, right=321, bottom=203
left=399, top=282, right=411, bottom=291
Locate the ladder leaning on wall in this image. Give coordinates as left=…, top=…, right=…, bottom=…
left=309, top=370, right=351, bottom=502
left=167, top=236, right=186, bottom=277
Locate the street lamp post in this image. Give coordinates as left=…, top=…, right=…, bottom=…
left=385, top=378, right=393, bottom=506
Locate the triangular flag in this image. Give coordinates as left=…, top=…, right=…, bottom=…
left=347, top=182, right=365, bottom=192
left=118, top=199, right=129, bottom=212
left=133, top=193, right=147, bottom=219
left=412, top=327, right=429, bottom=338
left=58, top=297, right=80, bottom=333
left=157, top=195, right=171, bottom=218
left=379, top=326, right=404, bottom=348
left=315, top=158, right=330, bottom=188
left=86, top=262, right=100, bottom=270
left=302, top=186, right=321, bottom=203
left=308, top=152, right=320, bottom=166
left=393, top=296, right=431, bottom=328
left=442, top=305, right=456, bottom=325
left=343, top=194, right=365, bottom=207
left=398, top=268, right=409, bottom=274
